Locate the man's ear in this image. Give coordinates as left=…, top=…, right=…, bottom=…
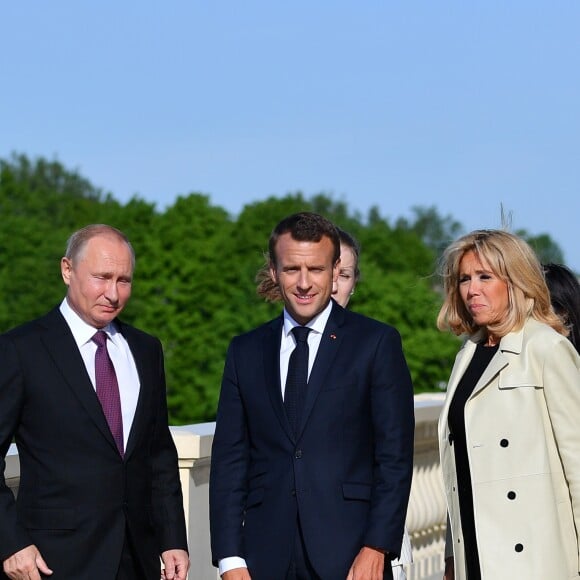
left=61, top=257, right=72, bottom=286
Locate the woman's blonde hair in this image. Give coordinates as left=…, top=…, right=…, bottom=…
left=437, top=229, right=566, bottom=339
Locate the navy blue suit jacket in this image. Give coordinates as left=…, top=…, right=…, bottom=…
left=0, top=308, right=187, bottom=579
left=210, top=302, right=414, bottom=579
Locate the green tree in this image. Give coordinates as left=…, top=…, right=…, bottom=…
left=10, top=154, right=548, bottom=422
left=395, top=205, right=463, bottom=259
left=517, top=230, right=565, bottom=265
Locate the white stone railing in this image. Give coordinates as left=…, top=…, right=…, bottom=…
left=4, top=393, right=447, bottom=580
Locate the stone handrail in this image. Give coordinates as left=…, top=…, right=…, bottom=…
left=4, top=393, right=447, bottom=580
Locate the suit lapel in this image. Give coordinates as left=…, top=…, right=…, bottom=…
left=262, top=317, right=295, bottom=440
left=39, top=309, right=118, bottom=452
left=296, top=303, right=344, bottom=440
left=116, top=322, right=153, bottom=459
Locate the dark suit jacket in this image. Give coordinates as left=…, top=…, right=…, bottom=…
left=0, top=308, right=187, bottom=579
left=210, top=302, right=414, bottom=580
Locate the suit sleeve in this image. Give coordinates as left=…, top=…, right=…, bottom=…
left=209, top=339, right=250, bottom=565
left=0, top=336, right=34, bottom=561
left=541, top=335, right=580, bottom=570
left=364, top=326, right=415, bottom=556
left=149, top=339, right=188, bottom=553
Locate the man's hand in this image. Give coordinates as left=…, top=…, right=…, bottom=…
left=161, top=549, right=189, bottom=580
left=443, top=556, right=454, bottom=580
left=2, top=544, right=53, bottom=580
left=346, top=546, right=385, bottom=580
left=222, top=567, right=252, bottom=580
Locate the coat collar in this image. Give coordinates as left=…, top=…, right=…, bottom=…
left=443, top=320, right=529, bottom=407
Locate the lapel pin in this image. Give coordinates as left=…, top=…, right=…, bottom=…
left=330, top=333, right=337, bottom=340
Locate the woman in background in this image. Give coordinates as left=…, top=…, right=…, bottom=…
left=256, top=226, right=413, bottom=580
left=544, top=262, right=580, bottom=353
left=437, top=230, right=580, bottom=579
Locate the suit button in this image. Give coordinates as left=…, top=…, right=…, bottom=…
left=291, top=489, right=296, bottom=496
left=515, top=543, right=524, bottom=552
left=507, top=491, right=516, bottom=500
left=500, top=438, right=509, bottom=447
left=294, top=449, right=303, bottom=459
left=448, top=433, right=454, bottom=446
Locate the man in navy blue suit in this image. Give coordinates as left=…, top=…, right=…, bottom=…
left=210, top=212, right=414, bottom=580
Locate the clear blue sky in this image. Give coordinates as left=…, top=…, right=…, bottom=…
left=2, top=2, right=579, bottom=270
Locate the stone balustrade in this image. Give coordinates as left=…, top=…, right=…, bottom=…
left=3, top=393, right=447, bottom=580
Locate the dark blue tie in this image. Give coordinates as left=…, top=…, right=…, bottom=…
left=284, top=326, right=312, bottom=436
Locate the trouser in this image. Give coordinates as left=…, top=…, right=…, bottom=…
left=286, top=521, right=394, bottom=580
left=116, top=531, right=149, bottom=580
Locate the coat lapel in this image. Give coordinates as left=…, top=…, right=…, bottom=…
left=443, top=327, right=525, bottom=407
left=39, top=309, right=118, bottom=452
left=470, top=326, right=524, bottom=397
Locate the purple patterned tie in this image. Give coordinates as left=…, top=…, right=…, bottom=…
left=92, top=331, right=124, bottom=456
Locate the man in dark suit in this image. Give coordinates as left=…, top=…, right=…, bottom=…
left=210, top=213, right=414, bottom=580
left=0, top=225, right=189, bottom=580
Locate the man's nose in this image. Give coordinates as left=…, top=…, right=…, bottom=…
left=297, top=270, right=311, bottom=289
left=104, top=280, right=119, bottom=302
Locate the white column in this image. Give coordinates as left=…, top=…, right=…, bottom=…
left=170, top=422, right=220, bottom=580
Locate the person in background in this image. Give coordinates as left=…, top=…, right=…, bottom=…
left=543, top=262, right=580, bottom=353
left=437, top=229, right=580, bottom=580
left=210, top=212, right=414, bottom=580
left=0, top=224, right=189, bottom=580
left=256, top=224, right=413, bottom=580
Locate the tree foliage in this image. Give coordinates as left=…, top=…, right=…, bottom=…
left=0, top=154, right=567, bottom=423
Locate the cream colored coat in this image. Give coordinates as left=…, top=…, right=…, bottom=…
left=439, top=318, right=580, bottom=579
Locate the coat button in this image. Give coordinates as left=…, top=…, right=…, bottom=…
left=507, top=491, right=516, bottom=500
left=291, top=489, right=296, bottom=496
left=515, top=544, right=524, bottom=552
left=294, top=449, right=303, bottom=459
left=500, top=438, right=509, bottom=447
left=448, top=433, right=454, bottom=445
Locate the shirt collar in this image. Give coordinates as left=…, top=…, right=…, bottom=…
left=283, top=300, right=333, bottom=337
left=59, top=298, right=119, bottom=348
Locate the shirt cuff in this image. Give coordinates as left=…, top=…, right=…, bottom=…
left=218, top=556, right=248, bottom=575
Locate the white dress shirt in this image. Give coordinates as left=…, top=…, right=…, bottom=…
left=59, top=298, right=140, bottom=450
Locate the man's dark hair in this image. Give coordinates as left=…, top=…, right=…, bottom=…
left=268, top=212, right=341, bottom=267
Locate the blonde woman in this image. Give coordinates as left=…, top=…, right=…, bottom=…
left=437, top=230, right=580, bottom=579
